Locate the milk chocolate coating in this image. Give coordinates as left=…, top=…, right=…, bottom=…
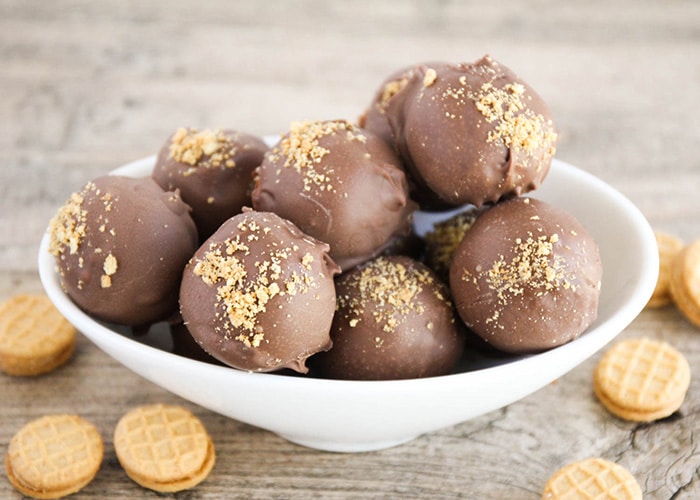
left=48, top=175, right=198, bottom=325
left=251, top=120, right=417, bottom=272
left=152, top=127, right=268, bottom=240
left=310, top=255, right=465, bottom=380
left=180, top=210, right=340, bottom=373
left=364, top=56, right=558, bottom=210
left=449, top=197, right=602, bottom=354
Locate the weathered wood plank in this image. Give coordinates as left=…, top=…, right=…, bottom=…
left=1, top=1, right=699, bottom=498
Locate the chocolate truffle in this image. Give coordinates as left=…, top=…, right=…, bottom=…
left=48, top=175, right=198, bottom=325
left=449, top=197, right=602, bottom=354
left=180, top=210, right=340, bottom=373
left=251, top=120, right=417, bottom=271
left=364, top=56, right=558, bottom=209
left=152, top=127, right=268, bottom=239
left=310, top=255, right=465, bottom=380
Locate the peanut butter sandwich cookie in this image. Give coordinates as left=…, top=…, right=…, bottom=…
left=0, top=294, right=76, bottom=376
left=542, top=457, right=642, bottom=500
left=594, top=338, right=690, bottom=422
left=647, top=231, right=683, bottom=308
left=114, top=404, right=215, bottom=493
left=5, top=414, right=103, bottom=499
left=669, top=239, right=700, bottom=328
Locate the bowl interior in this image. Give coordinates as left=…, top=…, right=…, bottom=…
left=38, top=156, right=657, bottom=452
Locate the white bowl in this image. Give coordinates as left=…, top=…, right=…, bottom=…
left=38, top=156, right=657, bottom=452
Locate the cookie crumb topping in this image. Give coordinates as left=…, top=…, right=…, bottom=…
left=169, top=127, right=237, bottom=171
left=379, top=75, right=411, bottom=111
left=472, top=82, right=557, bottom=160
left=49, top=191, right=88, bottom=256
left=340, top=258, right=448, bottom=333
left=276, top=120, right=366, bottom=193
left=425, top=210, right=479, bottom=274
left=100, top=253, right=118, bottom=288
left=192, top=221, right=318, bottom=345
left=423, top=68, right=437, bottom=87
left=484, top=231, right=576, bottom=304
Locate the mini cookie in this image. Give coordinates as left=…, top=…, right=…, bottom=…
left=542, top=457, right=642, bottom=500
left=5, top=414, right=103, bottom=499
left=0, top=294, right=76, bottom=376
left=594, top=338, right=690, bottom=422
left=669, top=239, right=700, bottom=327
left=114, top=404, right=215, bottom=493
left=646, top=231, right=683, bottom=308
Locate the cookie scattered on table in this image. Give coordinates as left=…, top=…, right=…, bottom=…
left=113, top=404, right=215, bottom=493
left=5, top=414, right=103, bottom=499
left=542, top=457, right=642, bottom=500
left=0, top=294, right=76, bottom=376
left=647, top=231, right=683, bottom=308
left=593, top=338, right=690, bottom=422
left=669, top=239, right=700, bottom=328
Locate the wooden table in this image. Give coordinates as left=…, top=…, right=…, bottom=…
left=1, top=1, right=699, bottom=498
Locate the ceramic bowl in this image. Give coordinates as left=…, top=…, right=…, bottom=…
left=39, top=156, right=657, bottom=452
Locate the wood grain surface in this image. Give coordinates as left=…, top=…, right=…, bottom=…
left=1, top=1, right=699, bottom=498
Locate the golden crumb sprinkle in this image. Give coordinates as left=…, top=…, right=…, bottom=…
left=423, top=68, right=437, bottom=87
left=481, top=232, right=576, bottom=304
left=192, top=225, right=318, bottom=341
left=99, top=253, right=118, bottom=288
left=341, top=258, right=447, bottom=333
left=100, top=275, right=112, bottom=288
left=169, top=127, right=236, bottom=169
left=103, top=253, right=118, bottom=275
left=379, top=76, right=410, bottom=110
left=48, top=183, right=98, bottom=257
left=425, top=210, right=479, bottom=275
left=469, top=82, right=557, bottom=159
left=278, top=120, right=366, bottom=193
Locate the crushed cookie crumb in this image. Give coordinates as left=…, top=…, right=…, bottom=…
left=277, top=121, right=365, bottom=194
left=48, top=183, right=98, bottom=256
left=379, top=76, right=410, bottom=110
left=192, top=221, right=318, bottom=343
left=339, top=258, right=449, bottom=333
left=480, top=232, right=576, bottom=305
left=301, top=253, right=314, bottom=270
left=169, top=127, right=237, bottom=170
left=468, top=81, right=557, bottom=161
left=425, top=210, right=479, bottom=277
left=103, top=253, right=118, bottom=275
left=423, top=68, right=437, bottom=87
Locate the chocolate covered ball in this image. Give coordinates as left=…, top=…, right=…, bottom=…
left=251, top=120, right=417, bottom=271
left=310, top=255, right=465, bottom=380
left=152, top=127, right=268, bottom=239
left=180, top=210, right=340, bottom=373
left=364, top=56, right=558, bottom=210
left=48, top=175, right=198, bottom=325
left=449, top=197, right=602, bottom=354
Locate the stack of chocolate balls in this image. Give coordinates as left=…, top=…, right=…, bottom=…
left=48, top=55, right=602, bottom=380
